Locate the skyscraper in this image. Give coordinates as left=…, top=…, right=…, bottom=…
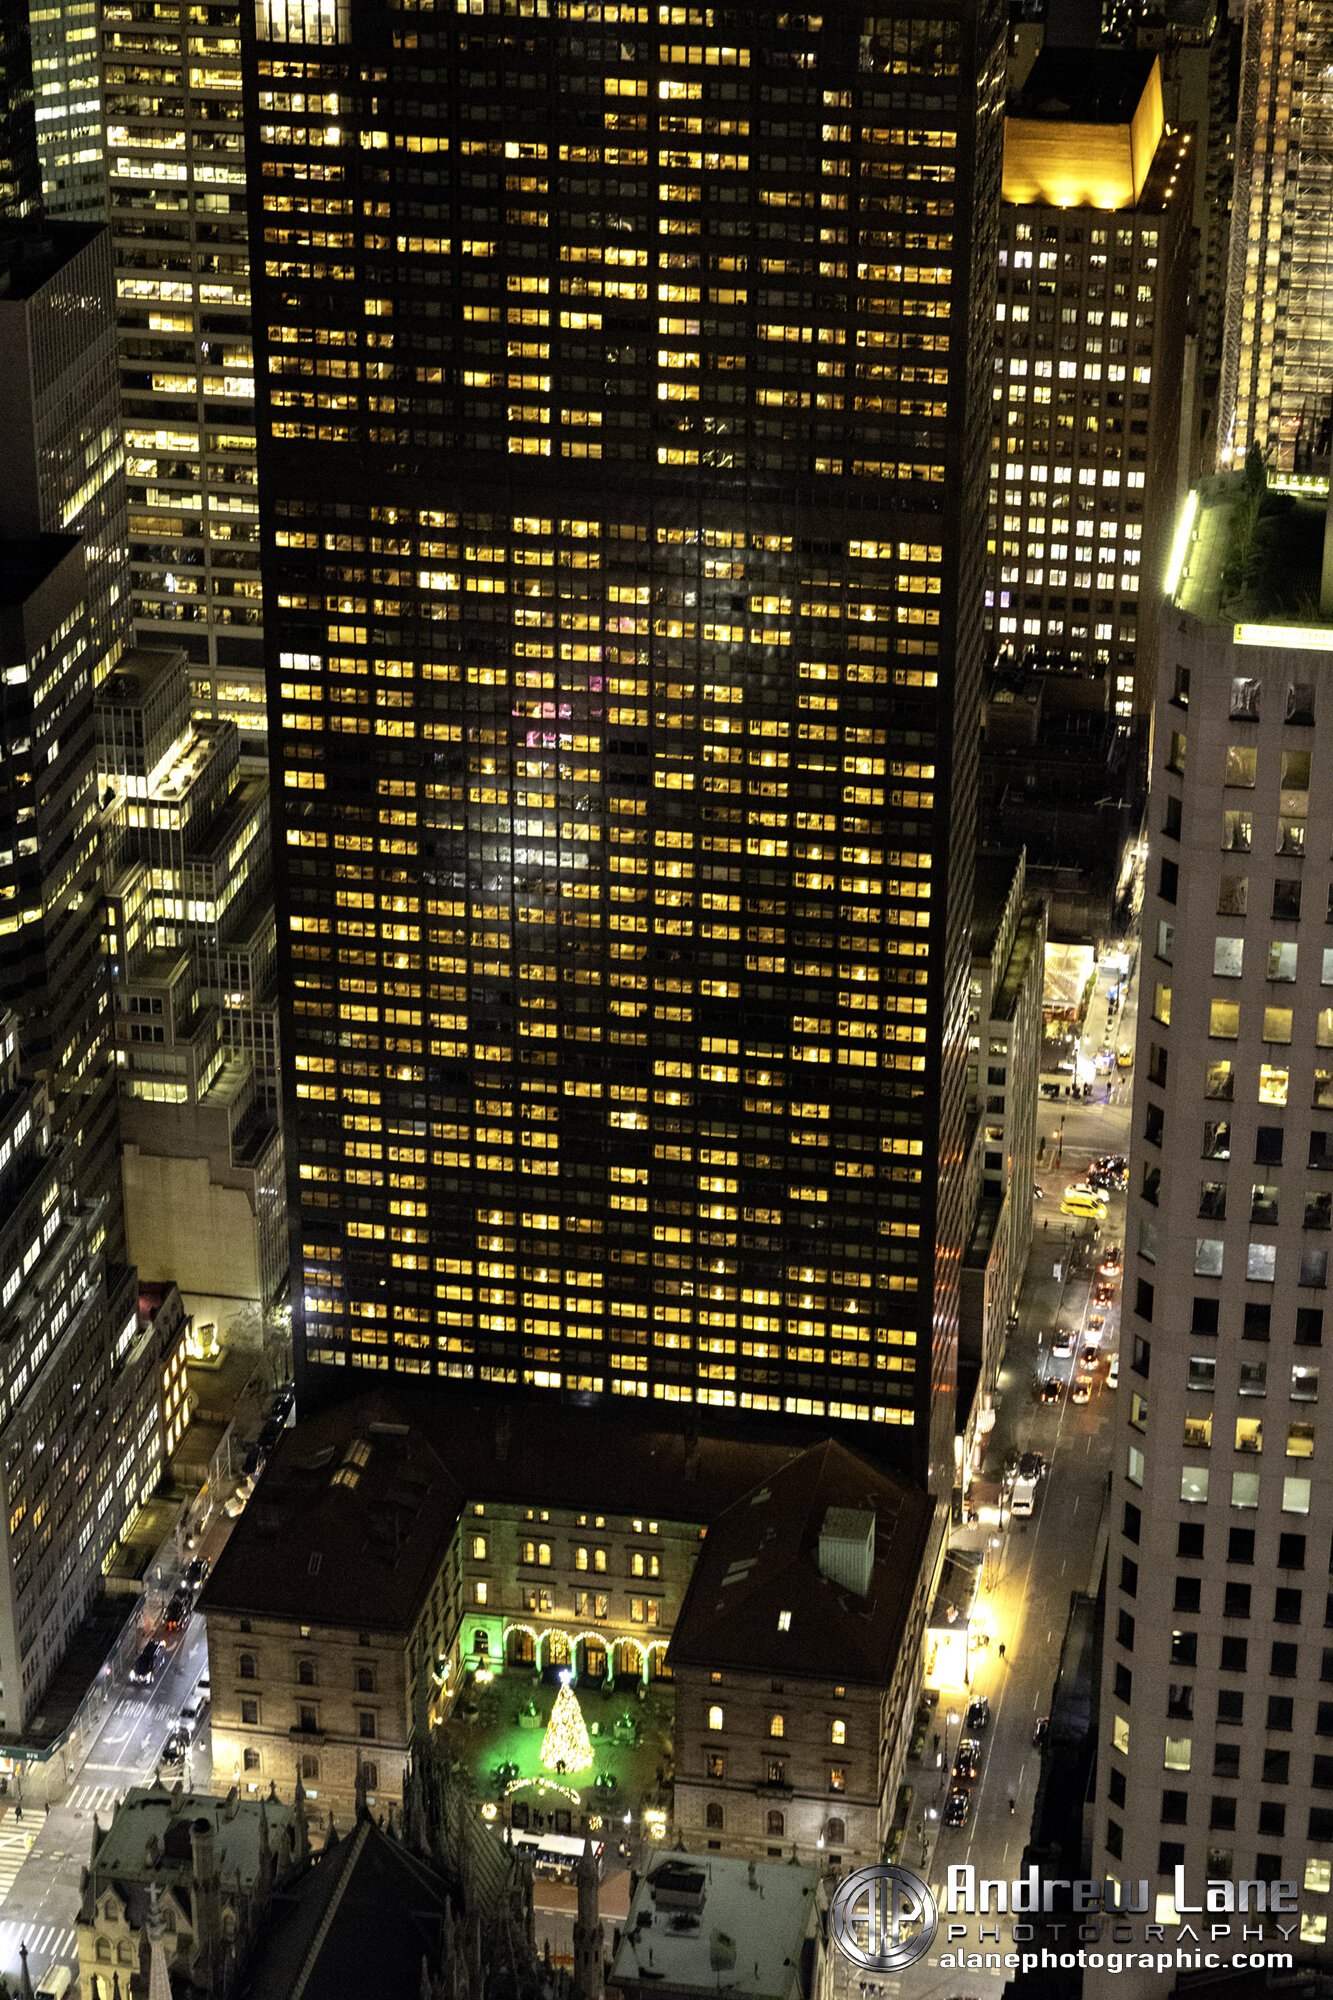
left=0, top=0, right=39, bottom=216
left=989, top=48, right=1192, bottom=729
left=1218, top=0, right=1333, bottom=471
left=102, top=0, right=266, bottom=739
left=0, top=221, right=129, bottom=1213
left=246, top=0, right=1005, bottom=1491
left=1089, top=470, right=1333, bottom=1981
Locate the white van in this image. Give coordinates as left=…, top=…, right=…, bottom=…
left=1107, top=1353, right=1120, bottom=1389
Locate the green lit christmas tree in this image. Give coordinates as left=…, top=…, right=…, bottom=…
left=540, top=1679, right=594, bottom=1774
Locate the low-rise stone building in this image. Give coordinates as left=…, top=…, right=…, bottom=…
left=669, top=1439, right=936, bottom=1868
left=203, top=1395, right=938, bottom=1834
left=77, top=1778, right=303, bottom=2000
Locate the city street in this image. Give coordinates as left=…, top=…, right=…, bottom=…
left=0, top=1608, right=213, bottom=1991
left=830, top=949, right=1136, bottom=2000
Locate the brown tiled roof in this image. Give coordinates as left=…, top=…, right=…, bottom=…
left=666, top=1438, right=936, bottom=1682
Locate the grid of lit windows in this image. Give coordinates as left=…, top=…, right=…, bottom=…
left=987, top=134, right=1191, bottom=723
left=102, top=0, right=264, bottom=734
left=1220, top=0, right=1333, bottom=472
left=250, top=0, right=1006, bottom=1490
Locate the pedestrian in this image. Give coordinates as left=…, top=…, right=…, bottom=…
left=932, top=1732, right=940, bottom=1754
left=998, top=1642, right=1007, bottom=1661
left=14, top=1803, right=21, bottom=1820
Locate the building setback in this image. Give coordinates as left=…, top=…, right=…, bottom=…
left=97, top=645, right=286, bottom=1315
left=1088, top=470, right=1333, bottom=1990
left=989, top=48, right=1192, bottom=732
left=243, top=0, right=1006, bottom=1492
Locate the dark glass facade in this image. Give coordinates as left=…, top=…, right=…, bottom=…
left=245, top=0, right=1003, bottom=1491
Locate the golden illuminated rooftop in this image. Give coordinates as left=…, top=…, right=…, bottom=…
left=1002, top=48, right=1165, bottom=210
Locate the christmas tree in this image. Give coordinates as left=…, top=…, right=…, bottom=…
left=540, top=1680, right=594, bottom=1775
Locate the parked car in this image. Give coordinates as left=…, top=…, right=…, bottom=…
left=1033, top=1715, right=1050, bottom=1749
left=164, top=1592, right=191, bottom=1632
left=1108, top=1354, right=1120, bottom=1389
left=965, top=1696, right=990, bottom=1732
left=270, top=1388, right=294, bottom=1422
left=183, top=1556, right=211, bottom=1593
left=258, top=1418, right=285, bottom=1452
left=160, top=1727, right=189, bottom=1766
left=180, top=1686, right=210, bottom=1727
left=129, top=1640, right=165, bottom=1687
left=241, top=1446, right=264, bottom=1479
left=224, top=1492, right=248, bottom=1518
left=952, top=1736, right=982, bottom=1784
left=943, top=1789, right=971, bottom=1828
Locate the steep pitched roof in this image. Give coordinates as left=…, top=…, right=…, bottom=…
left=241, top=1821, right=453, bottom=2000
left=666, top=1438, right=936, bottom=1682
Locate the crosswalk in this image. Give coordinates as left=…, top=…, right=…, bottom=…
left=0, top=1831, right=32, bottom=1901
left=66, top=1782, right=123, bottom=1819
left=0, top=1918, right=76, bottom=1965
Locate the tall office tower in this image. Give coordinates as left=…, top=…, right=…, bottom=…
left=0, top=0, right=40, bottom=216
left=0, top=222, right=133, bottom=1220
left=102, top=0, right=266, bottom=742
left=244, top=0, right=1005, bottom=1491
left=97, top=645, right=286, bottom=1314
left=989, top=49, right=1192, bottom=731
left=28, top=0, right=102, bottom=216
left=0, top=1007, right=188, bottom=1736
left=1088, top=471, right=1333, bottom=1987
left=1218, top=0, right=1333, bottom=471
left=0, top=223, right=129, bottom=693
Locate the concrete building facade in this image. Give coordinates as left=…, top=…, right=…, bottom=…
left=1091, top=471, right=1333, bottom=1983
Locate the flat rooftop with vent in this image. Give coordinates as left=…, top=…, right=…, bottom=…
left=605, top=1853, right=827, bottom=2000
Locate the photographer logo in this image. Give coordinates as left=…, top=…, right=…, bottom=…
left=829, top=1864, right=939, bottom=1972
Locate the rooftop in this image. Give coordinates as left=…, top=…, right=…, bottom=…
left=666, top=1438, right=935, bottom=1681
left=609, top=1852, right=820, bottom=2000
left=1002, top=48, right=1174, bottom=210
left=203, top=1392, right=816, bottom=1630
left=1010, top=46, right=1157, bottom=124
left=1171, top=471, right=1333, bottom=637
left=89, top=1782, right=293, bottom=1894
left=244, top=1817, right=454, bottom=2000
left=0, top=534, right=81, bottom=613
left=0, top=222, right=105, bottom=304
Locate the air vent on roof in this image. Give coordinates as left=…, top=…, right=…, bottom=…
left=308, top=1553, right=322, bottom=1576
left=368, top=1421, right=410, bottom=1438
left=818, top=1507, right=875, bottom=1597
